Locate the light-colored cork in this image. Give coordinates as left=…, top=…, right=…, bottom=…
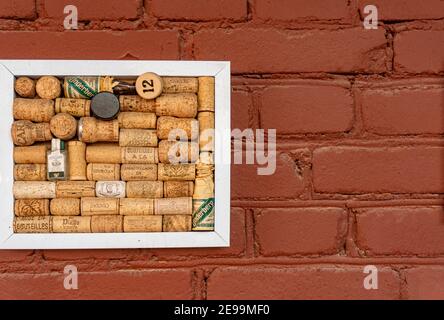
left=157, top=116, right=199, bottom=141
left=87, top=163, right=121, bottom=181
left=118, top=112, right=156, bottom=129
left=123, top=215, right=162, bottom=232
left=198, top=77, right=215, bottom=112
left=55, top=98, right=91, bottom=117
left=119, top=95, right=156, bottom=112
left=13, top=216, right=52, bottom=233
left=162, top=77, right=198, bottom=93
left=36, top=76, right=62, bottom=100
left=198, top=111, right=215, bottom=152
left=91, top=215, right=123, bottom=233
left=121, top=147, right=158, bottom=164
left=12, top=120, right=52, bottom=146
left=199, top=151, right=214, bottom=165
left=50, top=198, right=81, bottom=216
left=14, top=164, right=47, bottom=181
left=158, top=140, right=199, bottom=164
left=50, top=113, right=77, bottom=140
left=14, top=145, right=48, bottom=164
left=120, top=164, right=157, bottom=181
left=163, top=215, right=192, bottom=232
left=81, top=197, right=120, bottom=215
left=15, top=77, right=36, bottom=98
left=155, top=93, right=198, bottom=118
left=119, top=129, right=158, bottom=147
left=154, top=197, right=193, bottom=215
left=56, top=181, right=96, bottom=198
left=96, top=181, right=126, bottom=198
left=86, top=144, right=122, bottom=163
left=52, top=216, right=91, bottom=233
left=15, top=199, right=50, bottom=217
left=192, top=163, right=215, bottom=231
left=13, top=181, right=56, bottom=199
left=135, top=72, right=163, bottom=100
left=78, top=117, right=119, bottom=143
left=119, top=198, right=154, bottom=216
left=13, top=98, right=55, bottom=123
left=164, top=181, right=194, bottom=198
left=68, top=141, right=87, bottom=181
left=126, top=181, right=163, bottom=198
left=158, top=163, right=196, bottom=181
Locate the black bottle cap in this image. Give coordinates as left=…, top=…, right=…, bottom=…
left=90, top=92, right=120, bottom=120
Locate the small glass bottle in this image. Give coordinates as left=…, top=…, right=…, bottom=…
left=47, top=139, right=68, bottom=181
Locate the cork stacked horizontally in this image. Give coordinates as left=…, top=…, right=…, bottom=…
left=12, top=75, right=215, bottom=234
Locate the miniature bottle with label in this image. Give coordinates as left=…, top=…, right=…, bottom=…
left=47, top=139, right=68, bottom=181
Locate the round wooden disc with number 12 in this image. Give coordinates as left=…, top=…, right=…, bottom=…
left=135, top=72, right=163, bottom=100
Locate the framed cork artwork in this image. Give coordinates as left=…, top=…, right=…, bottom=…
left=0, top=60, right=231, bottom=249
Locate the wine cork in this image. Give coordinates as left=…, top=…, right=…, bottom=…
left=86, top=144, right=122, bottom=164
left=64, top=76, right=112, bottom=99
left=158, top=163, right=196, bottom=181
left=162, top=77, right=198, bottom=93
left=120, top=164, right=157, bottom=181
left=11, top=120, right=52, bottom=146
left=198, top=111, right=215, bottom=152
left=52, top=216, right=91, bottom=233
left=36, top=76, right=61, bottom=100
left=164, top=181, right=194, bottom=198
left=163, top=215, right=192, bottom=232
left=13, top=181, right=56, bottom=199
left=192, top=163, right=215, bottom=231
left=15, top=199, right=50, bottom=217
left=13, top=216, right=52, bottom=233
left=199, top=151, right=214, bottom=165
left=78, top=117, right=119, bottom=143
left=198, top=77, right=215, bottom=112
left=14, top=145, right=47, bottom=164
left=121, top=147, right=158, bottom=164
left=154, top=197, right=192, bottom=215
left=91, top=215, right=123, bottom=233
left=158, top=140, right=199, bottom=164
left=15, top=77, right=36, bottom=98
left=118, top=112, right=156, bottom=129
left=50, top=198, right=81, bottom=216
left=157, top=116, right=199, bottom=141
left=135, top=72, right=163, bottom=100
left=119, top=129, right=158, bottom=147
left=68, top=141, right=87, bottom=181
left=87, top=163, right=121, bottom=181
left=55, top=98, right=91, bottom=117
left=56, top=181, right=96, bottom=198
left=96, top=181, right=126, bottom=198
left=126, top=181, right=163, bottom=198
left=50, top=113, right=77, bottom=140
left=81, top=197, right=120, bottom=216
left=13, top=98, right=55, bottom=123
left=123, top=215, right=162, bottom=232
left=119, top=95, right=155, bottom=112
left=14, top=164, right=47, bottom=181
left=120, top=198, right=154, bottom=216
left=155, top=93, right=198, bottom=118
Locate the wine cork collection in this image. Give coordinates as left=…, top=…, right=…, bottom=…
left=11, top=73, right=215, bottom=234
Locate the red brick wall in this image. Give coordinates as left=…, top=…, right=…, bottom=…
left=1, top=0, right=444, bottom=300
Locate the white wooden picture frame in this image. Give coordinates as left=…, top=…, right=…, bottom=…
left=0, top=60, right=231, bottom=249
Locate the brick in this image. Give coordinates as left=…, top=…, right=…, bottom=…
left=150, top=0, right=247, bottom=21
left=261, top=85, right=353, bottom=134
left=356, top=206, right=444, bottom=256
left=42, top=0, right=140, bottom=20
left=232, top=90, right=252, bottom=131
left=0, top=31, right=179, bottom=59
left=256, top=207, right=347, bottom=256
left=207, top=266, right=400, bottom=299
left=404, top=268, right=444, bottom=299
left=0, top=250, right=33, bottom=262
left=42, top=249, right=138, bottom=261
left=359, top=0, right=444, bottom=20
left=256, top=0, right=350, bottom=21
left=394, top=31, right=444, bottom=73
left=232, top=149, right=309, bottom=199
left=361, top=86, right=444, bottom=135
left=313, top=146, right=444, bottom=194
left=0, top=0, right=35, bottom=19
left=0, top=269, right=193, bottom=299
left=194, top=27, right=388, bottom=73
